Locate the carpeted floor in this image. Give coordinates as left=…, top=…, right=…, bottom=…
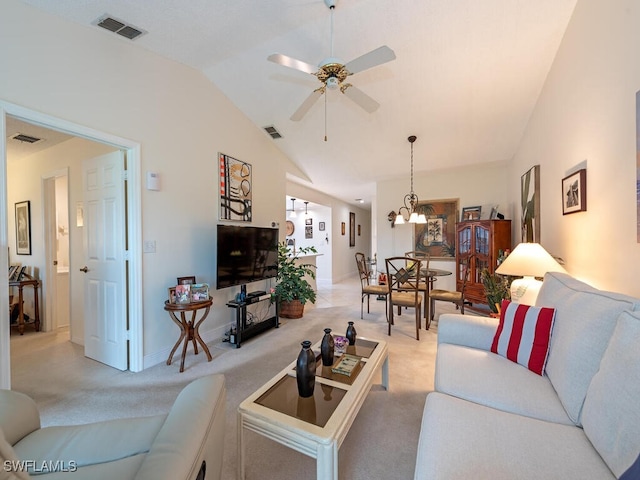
left=9, top=278, right=457, bottom=480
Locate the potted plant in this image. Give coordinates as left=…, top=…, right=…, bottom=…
left=480, top=268, right=510, bottom=315
left=275, top=242, right=317, bottom=318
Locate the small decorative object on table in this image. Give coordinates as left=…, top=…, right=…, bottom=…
left=346, top=321, right=357, bottom=345
left=320, top=328, right=335, bottom=366
left=334, top=336, right=348, bottom=355
left=296, top=340, right=316, bottom=398
left=331, top=354, right=361, bottom=377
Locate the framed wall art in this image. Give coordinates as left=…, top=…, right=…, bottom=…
left=318, top=221, right=325, bottom=231
left=219, top=152, right=252, bottom=222
left=521, top=165, right=540, bottom=242
left=562, top=169, right=587, bottom=215
left=349, top=212, right=356, bottom=247
left=413, top=198, right=459, bottom=260
left=341, top=222, right=345, bottom=235
left=15, top=201, right=31, bottom=255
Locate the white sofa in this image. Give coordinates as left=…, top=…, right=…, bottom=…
left=414, top=272, right=640, bottom=480
left=0, top=374, right=226, bottom=480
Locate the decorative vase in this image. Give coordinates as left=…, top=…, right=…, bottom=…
left=280, top=299, right=305, bottom=319
left=296, top=340, right=315, bottom=397
left=320, top=328, right=335, bottom=366
left=346, top=321, right=357, bottom=346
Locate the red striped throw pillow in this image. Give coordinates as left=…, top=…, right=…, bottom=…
left=491, top=300, right=556, bottom=375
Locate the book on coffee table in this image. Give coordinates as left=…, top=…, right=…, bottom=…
left=331, top=354, right=361, bottom=377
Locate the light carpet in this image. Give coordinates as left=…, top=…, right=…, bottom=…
left=10, top=287, right=455, bottom=480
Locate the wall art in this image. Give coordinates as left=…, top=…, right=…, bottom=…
left=219, top=152, right=252, bottom=222
left=15, top=201, right=31, bottom=255
left=562, top=169, right=587, bottom=215
left=413, top=198, right=459, bottom=260
left=521, top=165, right=540, bottom=242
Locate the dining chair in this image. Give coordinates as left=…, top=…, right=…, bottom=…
left=429, top=255, right=473, bottom=324
left=404, top=251, right=432, bottom=320
left=355, top=252, right=388, bottom=319
left=385, top=256, right=423, bottom=340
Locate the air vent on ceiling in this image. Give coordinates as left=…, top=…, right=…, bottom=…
left=10, top=133, right=43, bottom=144
left=263, top=126, right=282, bottom=139
left=93, top=15, right=147, bottom=40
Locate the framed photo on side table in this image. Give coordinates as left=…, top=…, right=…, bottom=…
left=562, top=169, right=587, bottom=215
left=177, top=276, right=196, bottom=285
left=461, top=206, right=482, bottom=221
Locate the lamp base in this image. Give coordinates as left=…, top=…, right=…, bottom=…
left=510, top=277, right=543, bottom=306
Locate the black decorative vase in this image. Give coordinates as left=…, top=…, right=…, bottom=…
left=320, top=328, right=335, bottom=366
left=346, top=321, right=357, bottom=346
left=296, top=340, right=316, bottom=398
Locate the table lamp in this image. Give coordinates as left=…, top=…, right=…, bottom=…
left=495, top=243, right=567, bottom=306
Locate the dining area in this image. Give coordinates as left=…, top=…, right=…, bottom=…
left=355, top=252, right=469, bottom=340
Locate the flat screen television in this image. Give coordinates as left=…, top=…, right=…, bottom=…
left=216, top=224, right=278, bottom=290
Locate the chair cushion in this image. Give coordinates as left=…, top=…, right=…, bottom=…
left=390, top=291, right=422, bottom=307
left=490, top=300, right=556, bottom=375
left=430, top=289, right=462, bottom=302
left=414, top=392, right=615, bottom=480
left=581, top=310, right=640, bottom=478
left=362, top=285, right=388, bottom=295
left=536, top=272, right=640, bottom=425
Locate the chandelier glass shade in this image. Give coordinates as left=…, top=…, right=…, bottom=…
left=395, top=135, right=427, bottom=225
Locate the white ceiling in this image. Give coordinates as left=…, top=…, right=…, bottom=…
left=17, top=0, right=577, bottom=208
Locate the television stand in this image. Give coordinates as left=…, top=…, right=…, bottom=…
left=226, top=294, right=279, bottom=348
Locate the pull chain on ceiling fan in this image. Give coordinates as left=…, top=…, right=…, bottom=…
left=268, top=0, right=396, bottom=139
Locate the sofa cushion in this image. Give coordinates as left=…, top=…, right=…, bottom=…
left=413, top=392, right=615, bottom=480
left=491, top=300, right=555, bottom=375
left=0, top=427, right=30, bottom=480
left=435, top=343, right=572, bottom=425
left=581, top=310, right=640, bottom=478
left=536, top=272, right=640, bottom=425
left=13, top=415, right=166, bottom=475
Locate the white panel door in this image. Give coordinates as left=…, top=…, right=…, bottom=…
left=82, top=151, right=127, bottom=370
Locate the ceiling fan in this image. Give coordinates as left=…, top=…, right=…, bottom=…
left=268, top=0, right=396, bottom=124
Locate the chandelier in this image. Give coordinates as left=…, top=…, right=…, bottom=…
left=395, top=135, right=427, bottom=225
left=288, top=198, right=297, bottom=218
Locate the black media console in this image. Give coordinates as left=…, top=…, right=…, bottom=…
left=226, top=293, right=279, bottom=348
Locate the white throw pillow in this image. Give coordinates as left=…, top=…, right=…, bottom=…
left=582, top=310, right=640, bottom=478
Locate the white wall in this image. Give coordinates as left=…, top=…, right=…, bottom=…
left=1, top=0, right=293, bottom=367
left=376, top=162, right=510, bottom=291
left=508, top=0, right=640, bottom=296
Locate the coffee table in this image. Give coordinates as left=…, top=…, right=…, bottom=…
left=237, top=336, right=389, bottom=479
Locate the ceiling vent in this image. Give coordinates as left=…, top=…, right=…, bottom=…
left=10, top=133, right=43, bottom=144
left=263, top=126, right=282, bottom=139
left=93, top=15, right=147, bottom=40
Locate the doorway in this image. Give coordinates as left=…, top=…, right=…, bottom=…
left=0, top=102, right=144, bottom=389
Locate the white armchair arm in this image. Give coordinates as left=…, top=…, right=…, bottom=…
left=0, top=390, right=41, bottom=445
left=437, top=313, right=499, bottom=352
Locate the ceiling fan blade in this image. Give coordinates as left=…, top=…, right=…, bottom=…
left=341, top=84, right=380, bottom=113
left=344, top=46, right=396, bottom=75
left=268, top=53, right=318, bottom=75
left=290, top=89, right=324, bottom=121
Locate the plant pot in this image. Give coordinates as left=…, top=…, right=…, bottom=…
left=280, top=299, right=305, bottom=319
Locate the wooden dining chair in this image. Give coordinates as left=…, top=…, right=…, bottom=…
left=429, top=255, right=473, bottom=324
left=385, top=256, right=423, bottom=340
left=404, top=251, right=432, bottom=320
left=355, top=252, right=388, bottom=319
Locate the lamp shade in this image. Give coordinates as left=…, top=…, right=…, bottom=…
left=495, top=243, right=566, bottom=278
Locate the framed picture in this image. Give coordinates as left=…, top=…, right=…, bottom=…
left=490, top=205, right=500, bottom=219
left=15, top=201, right=31, bottom=255
left=341, top=222, right=345, bottom=235
left=305, top=218, right=313, bottom=226
left=219, top=152, right=252, bottom=222
left=461, top=206, right=482, bottom=221
left=413, top=198, right=459, bottom=260
left=358, top=224, right=361, bottom=236
left=175, top=284, right=191, bottom=304
left=562, top=169, right=587, bottom=215
left=177, top=276, right=196, bottom=285
left=190, top=283, right=210, bottom=302
left=349, top=212, right=356, bottom=247
left=521, top=165, right=540, bottom=242
left=167, top=287, right=177, bottom=304
left=318, top=221, right=325, bottom=231
left=305, top=225, right=313, bottom=239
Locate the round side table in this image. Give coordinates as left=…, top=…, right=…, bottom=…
left=164, top=298, right=213, bottom=372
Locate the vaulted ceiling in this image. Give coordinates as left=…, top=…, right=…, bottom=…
left=18, top=0, right=577, bottom=207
